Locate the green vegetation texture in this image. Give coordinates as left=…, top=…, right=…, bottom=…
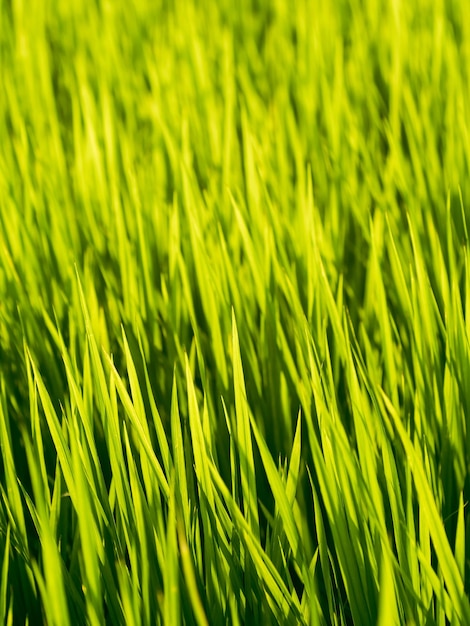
left=1, top=0, right=470, bottom=624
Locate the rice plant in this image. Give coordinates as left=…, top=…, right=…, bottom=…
left=1, top=0, right=470, bottom=623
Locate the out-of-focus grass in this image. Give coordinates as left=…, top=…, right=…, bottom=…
left=1, top=0, right=470, bottom=623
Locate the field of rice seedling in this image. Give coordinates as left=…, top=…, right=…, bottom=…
left=1, top=0, right=470, bottom=623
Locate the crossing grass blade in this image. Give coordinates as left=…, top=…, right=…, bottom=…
left=231, top=310, right=259, bottom=539
left=69, top=422, right=104, bottom=626
left=249, top=414, right=300, bottom=559
left=207, top=458, right=305, bottom=625
left=164, top=480, right=180, bottom=626
left=104, top=352, right=169, bottom=500
left=380, top=389, right=470, bottom=623
left=23, top=437, right=71, bottom=626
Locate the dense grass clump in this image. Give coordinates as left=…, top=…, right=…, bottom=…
left=1, top=0, right=470, bottom=623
